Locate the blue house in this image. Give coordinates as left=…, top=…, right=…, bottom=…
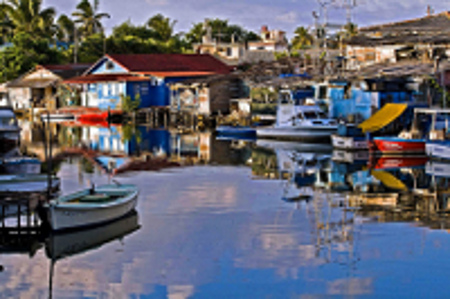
left=323, top=78, right=419, bottom=122
left=66, top=54, right=231, bottom=110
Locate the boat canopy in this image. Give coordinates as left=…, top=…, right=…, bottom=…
left=358, top=103, right=408, bottom=133
left=371, top=170, right=408, bottom=191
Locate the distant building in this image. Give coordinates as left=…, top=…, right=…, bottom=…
left=6, top=64, right=90, bottom=111
left=248, top=26, right=288, bottom=53
left=65, top=53, right=232, bottom=110
left=346, top=11, right=450, bottom=70
left=193, top=20, right=247, bottom=65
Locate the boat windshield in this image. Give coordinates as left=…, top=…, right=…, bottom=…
left=317, top=112, right=328, bottom=119
left=303, top=111, right=318, bottom=120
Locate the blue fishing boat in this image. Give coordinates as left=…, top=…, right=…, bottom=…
left=215, top=125, right=256, bottom=140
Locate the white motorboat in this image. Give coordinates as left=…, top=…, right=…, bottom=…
left=44, top=184, right=139, bottom=231
left=256, top=104, right=337, bottom=142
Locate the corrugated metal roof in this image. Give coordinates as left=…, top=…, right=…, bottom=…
left=106, top=54, right=232, bottom=75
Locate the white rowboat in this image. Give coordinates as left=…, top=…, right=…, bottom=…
left=44, top=184, right=139, bottom=231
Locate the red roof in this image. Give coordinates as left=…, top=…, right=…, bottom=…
left=106, top=54, right=232, bottom=75
left=64, top=74, right=150, bottom=84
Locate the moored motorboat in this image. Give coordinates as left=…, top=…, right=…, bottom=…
left=256, top=105, right=337, bottom=142
left=44, top=184, right=139, bottom=231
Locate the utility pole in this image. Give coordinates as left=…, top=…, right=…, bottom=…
left=74, top=27, right=78, bottom=64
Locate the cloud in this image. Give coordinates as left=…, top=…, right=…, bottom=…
left=275, top=11, right=298, bottom=24
left=145, top=0, right=169, bottom=6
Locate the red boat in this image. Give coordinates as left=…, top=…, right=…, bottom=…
left=371, top=137, right=425, bottom=155
left=76, top=110, right=123, bottom=123
left=370, top=156, right=428, bottom=170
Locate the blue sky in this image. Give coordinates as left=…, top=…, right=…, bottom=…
left=46, top=0, right=448, bottom=38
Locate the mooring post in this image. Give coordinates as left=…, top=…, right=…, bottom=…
left=163, top=110, right=168, bottom=128
left=17, top=203, right=21, bottom=229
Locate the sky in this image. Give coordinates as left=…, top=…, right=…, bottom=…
left=45, top=0, right=449, bottom=38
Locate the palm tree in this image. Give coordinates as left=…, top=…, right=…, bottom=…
left=72, top=0, right=110, bottom=38
left=342, top=22, right=358, bottom=39
left=0, top=0, right=57, bottom=38
left=147, top=14, right=177, bottom=42
left=56, top=14, right=75, bottom=43
left=291, top=26, right=314, bottom=50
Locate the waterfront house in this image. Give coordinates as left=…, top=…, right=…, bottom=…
left=168, top=74, right=249, bottom=116
left=6, top=64, right=90, bottom=111
left=65, top=54, right=232, bottom=111
left=345, top=11, right=450, bottom=70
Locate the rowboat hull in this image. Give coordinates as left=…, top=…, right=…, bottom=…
left=46, top=211, right=140, bottom=260
left=46, top=185, right=138, bottom=231
left=256, top=126, right=337, bottom=142
left=372, top=137, right=425, bottom=155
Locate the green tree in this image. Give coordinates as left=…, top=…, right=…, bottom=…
left=120, top=93, right=141, bottom=113
left=72, top=0, right=110, bottom=38
left=186, top=19, right=260, bottom=47
left=291, top=26, right=314, bottom=50
left=0, top=0, right=57, bottom=38
left=56, top=14, right=75, bottom=43
left=75, top=33, right=104, bottom=62
left=147, top=13, right=176, bottom=42
left=185, top=22, right=205, bottom=45
left=0, top=32, right=62, bottom=82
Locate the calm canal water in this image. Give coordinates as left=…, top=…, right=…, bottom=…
left=2, top=122, right=450, bottom=298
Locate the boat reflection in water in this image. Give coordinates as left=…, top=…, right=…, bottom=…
left=45, top=211, right=140, bottom=298
left=45, top=210, right=140, bottom=260
left=253, top=139, right=332, bottom=202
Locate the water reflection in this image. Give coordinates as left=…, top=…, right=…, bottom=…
left=5, top=120, right=450, bottom=296
left=0, top=211, right=140, bottom=298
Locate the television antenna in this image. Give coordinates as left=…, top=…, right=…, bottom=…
left=331, top=0, right=360, bottom=24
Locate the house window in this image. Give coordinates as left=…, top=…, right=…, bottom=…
left=106, top=61, right=114, bottom=70
left=103, top=84, right=108, bottom=97
left=134, top=84, right=140, bottom=96
left=118, top=83, right=125, bottom=95
left=141, top=83, right=149, bottom=95
left=226, top=47, right=232, bottom=57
